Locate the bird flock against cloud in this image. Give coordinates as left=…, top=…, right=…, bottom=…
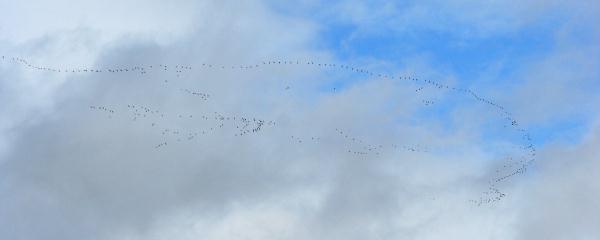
left=0, top=0, right=597, bottom=238
left=2, top=54, right=536, bottom=208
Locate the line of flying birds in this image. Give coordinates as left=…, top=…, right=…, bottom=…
left=2, top=54, right=537, bottom=206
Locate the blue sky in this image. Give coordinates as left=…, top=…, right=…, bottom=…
left=270, top=0, right=599, bottom=147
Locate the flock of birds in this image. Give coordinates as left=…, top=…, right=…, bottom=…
left=122, top=103, right=276, bottom=143
left=2, top=54, right=536, bottom=207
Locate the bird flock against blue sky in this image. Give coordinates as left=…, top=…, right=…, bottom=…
left=0, top=1, right=598, bottom=240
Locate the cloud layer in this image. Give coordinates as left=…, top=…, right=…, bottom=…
left=0, top=1, right=597, bottom=240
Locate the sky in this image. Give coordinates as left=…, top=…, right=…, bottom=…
left=0, top=0, right=598, bottom=239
